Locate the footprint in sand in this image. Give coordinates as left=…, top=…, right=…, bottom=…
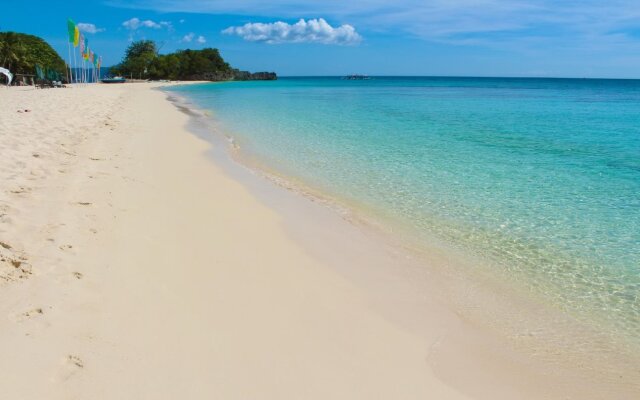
left=52, top=355, right=84, bottom=382
left=68, top=355, right=84, bottom=368
left=9, top=186, right=31, bottom=195
left=76, top=202, right=92, bottom=206
left=58, top=244, right=73, bottom=253
left=17, top=307, right=43, bottom=322
left=72, top=271, right=83, bottom=279
left=12, top=305, right=51, bottom=332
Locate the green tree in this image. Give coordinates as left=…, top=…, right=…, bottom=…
left=0, top=33, right=25, bottom=70
left=0, top=32, right=66, bottom=78
left=111, top=40, right=274, bottom=82
left=111, top=40, right=157, bottom=79
left=148, top=53, right=181, bottom=80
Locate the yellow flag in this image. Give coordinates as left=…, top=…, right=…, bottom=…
left=73, top=26, right=80, bottom=47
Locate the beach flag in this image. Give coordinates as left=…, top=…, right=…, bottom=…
left=83, top=38, right=90, bottom=60
left=67, top=16, right=103, bottom=83
left=35, top=64, right=44, bottom=80
left=67, top=19, right=75, bottom=44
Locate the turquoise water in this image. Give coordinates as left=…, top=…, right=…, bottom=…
left=168, top=77, right=640, bottom=340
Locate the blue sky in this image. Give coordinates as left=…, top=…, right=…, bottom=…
left=3, top=0, right=640, bottom=78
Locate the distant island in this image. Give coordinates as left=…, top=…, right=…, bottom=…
left=110, top=40, right=276, bottom=82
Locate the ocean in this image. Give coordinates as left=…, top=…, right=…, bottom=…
left=167, top=77, right=640, bottom=345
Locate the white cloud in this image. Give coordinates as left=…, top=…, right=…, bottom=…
left=122, top=17, right=172, bottom=31
left=181, top=33, right=206, bottom=44
left=77, top=23, right=105, bottom=34
left=110, top=0, right=640, bottom=47
left=223, top=18, right=361, bottom=45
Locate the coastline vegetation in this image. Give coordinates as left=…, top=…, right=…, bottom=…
left=111, top=40, right=276, bottom=81
left=0, top=32, right=66, bottom=76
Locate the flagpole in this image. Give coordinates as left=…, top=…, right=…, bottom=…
left=66, top=41, right=73, bottom=84
left=72, top=45, right=77, bottom=84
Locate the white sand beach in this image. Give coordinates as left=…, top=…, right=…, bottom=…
left=0, top=83, right=636, bottom=399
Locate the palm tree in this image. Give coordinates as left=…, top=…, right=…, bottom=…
left=0, top=32, right=27, bottom=71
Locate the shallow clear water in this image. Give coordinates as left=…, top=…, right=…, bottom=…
left=168, top=77, right=640, bottom=340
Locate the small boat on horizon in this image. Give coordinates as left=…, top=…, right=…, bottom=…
left=101, top=76, right=127, bottom=84
left=343, top=74, right=371, bottom=80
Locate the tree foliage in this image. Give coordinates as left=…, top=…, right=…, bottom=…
left=111, top=40, right=274, bottom=81
left=148, top=48, right=233, bottom=80
left=0, top=32, right=66, bottom=76
left=110, top=40, right=157, bottom=78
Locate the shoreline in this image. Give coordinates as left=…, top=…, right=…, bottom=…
left=0, top=82, right=637, bottom=398
left=165, top=85, right=640, bottom=393
left=168, top=85, right=640, bottom=351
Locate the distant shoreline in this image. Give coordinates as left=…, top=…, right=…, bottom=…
left=275, top=75, right=640, bottom=80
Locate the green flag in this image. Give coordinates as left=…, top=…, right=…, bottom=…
left=35, top=64, right=44, bottom=80
left=67, top=19, right=76, bottom=44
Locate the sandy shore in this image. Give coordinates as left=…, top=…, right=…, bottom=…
left=0, top=83, right=636, bottom=399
